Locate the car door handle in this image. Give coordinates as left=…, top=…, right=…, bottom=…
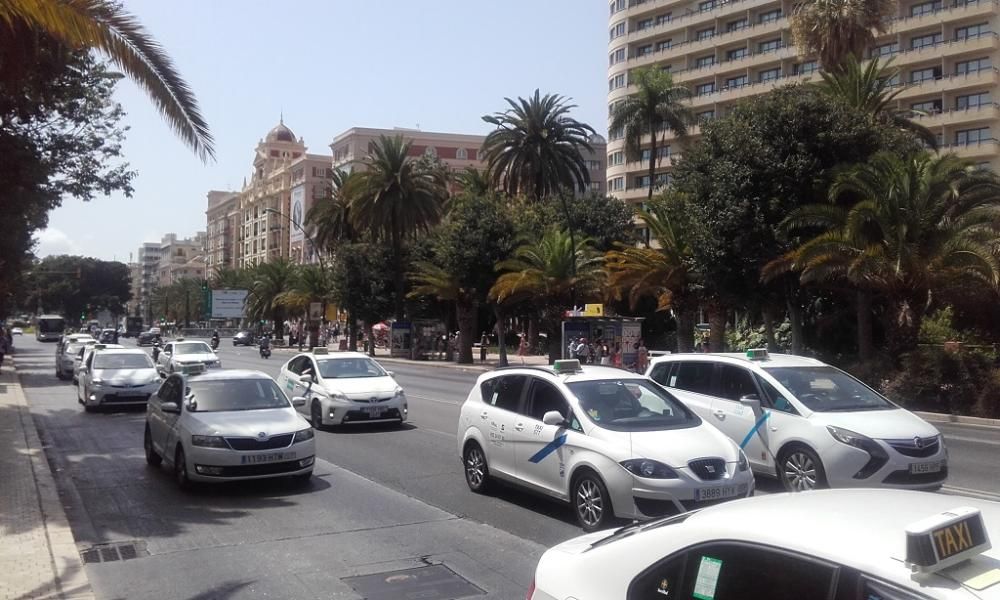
left=713, top=410, right=726, bottom=420
left=514, top=423, right=525, bottom=431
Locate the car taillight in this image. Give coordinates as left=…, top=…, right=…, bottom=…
left=526, top=578, right=535, bottom=600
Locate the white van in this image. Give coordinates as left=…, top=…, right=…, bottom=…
left=646, top=351, right=946, bottom=492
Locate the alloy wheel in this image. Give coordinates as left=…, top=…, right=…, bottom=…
left=576, top=479, right=604, bottom=528
left=783, top=452, right=817, bottom=491
left=311, top=402, right=323, bottom=430
left=465, top=447, right=486, bottom=489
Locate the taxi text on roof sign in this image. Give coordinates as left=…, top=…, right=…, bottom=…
left=905, top=507, right=992, bottom=573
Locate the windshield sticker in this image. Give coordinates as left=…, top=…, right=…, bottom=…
left=587, top=408, right=600, bottom=421
left=656, top=577, right=671, bottom=596
left=693, top=556, right=722, bottom=600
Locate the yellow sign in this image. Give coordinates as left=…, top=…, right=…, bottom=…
left=582, top=304, right=604, bottom=317
left=933, top=517, right=981, bottom=560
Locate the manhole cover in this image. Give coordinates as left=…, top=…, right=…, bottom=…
left=80, top=540, right=148, bottom=564
left=343, top=564, right=484, bottom=600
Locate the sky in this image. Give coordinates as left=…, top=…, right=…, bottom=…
left=37, top=0, right=609, bottom=262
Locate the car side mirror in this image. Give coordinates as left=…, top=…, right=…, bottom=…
left=292, top=396, right=307, bottom=407
left=159, top=371, right=167, bottom=379
left=542, top=410, right=567, bottom=427
left=160, top=401, right=180, bottom=414
left=386, top=371, right=395, bottom=377
left=739, top=394, right=762, bottom=414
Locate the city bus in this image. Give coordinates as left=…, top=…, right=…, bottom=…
left=35, top=315, right=66, bottom=342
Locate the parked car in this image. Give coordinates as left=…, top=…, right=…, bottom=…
left=143, top=370, right=315, bottom=487
left=232, top=330, right=256, bottom=346
left=646, top=350, right=946, bottom=492
left=56, top=336, right=96, bottom=380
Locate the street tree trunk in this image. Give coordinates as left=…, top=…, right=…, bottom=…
left=787, top=297, right=804, bottom=355
left=647, top=121, right=657, bottom=202
left=390, top=213, right=405, bottom=322
left=495, top=305, right=508, bottom=367
left=856, top=290, right=874, bottom=362
left=675, top=303, right=696, bottom=353
left=547, top=319, right=561, bottom=365
left=762, top=305, right=777, bottom=352
left=528, top=315, right=540, bottom=355
left=456, top=298, right=477, bottom=365
left=347, top=307, right=357, bottom=352
left=707, top=301, right=727, bottom=352
left=886, top=294, right=924, bottom=359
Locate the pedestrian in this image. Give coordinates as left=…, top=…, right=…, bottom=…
left=612, top=343, right=622, bottom=368
left=576, top=338, right=590, bottom=363
left=517, top=333, right=528, bottom=364
left=0, top=328, right=8, bottom=369
left=599, top=340, right=611, bottom=365
left=637, top=339, right=649, bottom=373
left=480, top=332, right=488, bottom=363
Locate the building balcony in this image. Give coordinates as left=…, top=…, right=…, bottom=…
left=894, top=67, right=1000, bottom=99
left=911, top=102, right=1000, bottom=128
left=885, top=0, right=999, bottom=35
left=884, top=32, right=1000, bottom=70
left=621, top=0, right=783, bottom=48
left=945, top=138, right=1000, bottom=158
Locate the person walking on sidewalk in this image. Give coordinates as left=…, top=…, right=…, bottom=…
left=517, top=333, right=528, bottom=364
left=480, top=332, right=488, bottom=363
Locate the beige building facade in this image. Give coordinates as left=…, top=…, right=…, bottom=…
left=607, top=0, right=999, bottom=202
left=205, top=191, right=240, bottom=273
left=157, top=232, right=207, bottom=287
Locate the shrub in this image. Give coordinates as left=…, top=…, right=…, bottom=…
left=725, top=317, right=791, bottom=353
left=881, top=346, right=995, bottom=415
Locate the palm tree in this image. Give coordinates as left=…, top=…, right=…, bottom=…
left=454, top=167, right=492, bottom=197
left=1, top=0, right=214, bottom=160
left=211, top=266, right=249, bottom=290
left=815, top=56, right=938, bottom=148
left=790, top=0, right=895, bottom=71
left=605, top=197, right=699, bottom=351
left=350, top=135, right=447, bottom=320
left=245, top=258, right=296, bottom=343
left=308, top=168, right=358, bottom=250
left=481, top=90, right=596, bottom=288
left=774, top=151, right=1000, bottom=356
left=490, top=229, right=604, bottom=363
left=277, top=264, right=332, bottom=348
left=609, top=67, right=692, bottom=202
left=409, top=262, right=478, bottom=364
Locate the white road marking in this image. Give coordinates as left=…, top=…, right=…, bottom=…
left=942, top=435, right=1000, bottom=447
left=941, top=484, right=1000, bottom=502
left=407, top=394, right=460, bottom=406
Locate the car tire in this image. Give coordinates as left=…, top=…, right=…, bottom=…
left=310, top=400, right=325, bottom=431
left=572, top=471, right=614, bottom=533
left=56, top=368, right=65, bottom=380
left=463, top=442, right=492, bottom=494
left=778, top=445, right=828, bottom=492
left=83, top=404, right=96, bottom=413
left=144, top=426, right=162, bottom=467
left=174, top=446, right=191, bottom=490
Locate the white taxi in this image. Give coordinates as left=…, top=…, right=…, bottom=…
left=77, top=347, right=160, bottom=411
left=277, top=349, right=407, bottom=429
left=529, top=489, right=1000, bottom=600
left=457, top=360, right=754, bottom=532
left=647, top=350, right=946, bottom=492
left=155, top=339, right=221, bottom=375
left=144, top=370, right=315, bottom=488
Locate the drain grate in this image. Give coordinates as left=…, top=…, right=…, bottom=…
left=343, top=564, right=484, bottom=600
left=80, top=540, right=148, bottom=564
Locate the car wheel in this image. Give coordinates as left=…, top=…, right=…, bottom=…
left=310, top=400, right=325, bottom=431
left=573, top=472, right=614, bottom=532
left=174, top=446, right=191, bottom=490
left=144, top=426, right=162, bottom=467
left=56, top=368, right=64, bottom=380
left=463, top=442, right=491, bottom=494
left=778, top=446, right=827, bottom=492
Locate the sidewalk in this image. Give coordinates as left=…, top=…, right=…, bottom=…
left=269, top=341, right=554, bottom=372
left=0, top=359, right=93, bottom=600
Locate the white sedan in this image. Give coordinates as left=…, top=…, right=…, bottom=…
left=144, top=370, right=315, bottom=488
left=78, top=348, right=160, bottom=412
left=529, top=489, right=1000, bottom=600
left=457, top=360, right=754, bottom=532
left=277, top=349, right=407, bottom=429
left=11, top=327, right=22, bottom=335
left=155, top=339, right=221, bottom=375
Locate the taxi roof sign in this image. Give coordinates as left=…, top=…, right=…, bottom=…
left=553, top=359, right=583, bottom=374
left=93, top=344, right=106, bottom=350
left=311, top=347, right=329, bottom=355
left=905, top=507, right=991, bottom=573
left=746, top=348, right=769, bottom=361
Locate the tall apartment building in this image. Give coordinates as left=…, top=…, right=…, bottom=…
left=156, top=232, right=207, bottom=287
left=126, top=261, right=141, bottom=316
left=329, top=127, right=608, bottom=196
left=607, top=0, right=999, bottom=203
left=205, top=191, right=240, bottom=273
left=136, top=242, right=163, bottom=322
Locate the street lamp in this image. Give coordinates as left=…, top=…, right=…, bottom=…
left=263, top=207, right=326, bottom=269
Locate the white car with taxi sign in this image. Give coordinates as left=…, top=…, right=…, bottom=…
left=155, top=339, right=221, bottom=375
left=647, top=350, right=947, bottom=492
left=457, top=360, right=754, bottom=532
left=276, top=349, right=407, bottom=429
left=77, top=347, right=160, bottom=411
left=528, top=489, right=1000, bottom=600
left=144, top=370, right=315, bottom=487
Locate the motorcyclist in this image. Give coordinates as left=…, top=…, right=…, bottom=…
left=152, top=339, right=161, bottom=362
left=259, top=333, right=271, bottom=358
left=211, top=329, right=220, bottom=349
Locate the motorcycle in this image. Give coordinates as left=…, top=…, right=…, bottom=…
left=259, top=338, right=271, bottom=359
left=152, top=340, right=161, bottom=362
left=210, top=337, right=219, bottom=350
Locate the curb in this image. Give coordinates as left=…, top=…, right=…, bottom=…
left=915, top=410, right=1000, bottom=429
left=7, top=358, right=95, bottom=600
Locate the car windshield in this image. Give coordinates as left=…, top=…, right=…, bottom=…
left=317, top=357, right=387, bottom=379
left=762, top=366, right=894, bottom=412
left=567, top=379, right=699, bottom=431
left=187, top=379, right=289, bottom=412
left=94, top=354, right=154, bottom=370
left=173, top=342, right=212, bottom=355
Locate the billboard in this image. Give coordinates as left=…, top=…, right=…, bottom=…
left=211, top=289, right=248, bottom=319
left=289, top=185, right=306, bottom=245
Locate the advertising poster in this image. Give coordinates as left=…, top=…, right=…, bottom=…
left=621, top=322, right=642, bottom=369
left=211, top=289, right=248, bottom=319
left=289, top=185, right=305, bottom=245
left=390, top=321, right=412, bottom=357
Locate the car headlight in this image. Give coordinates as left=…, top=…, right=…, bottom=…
left=91, top=378, right=105, bottom=386
left=393, top=386, right=405, bottom=398
left=827, top=425, right=874, bottom=448
left=331, top=392, right=349, bottom=402
left=191, top=435, right=228, bottom=448
left=293, top=428, right=314, bottom=443
left=738, top=450, right=749, bottom=472
left=620, top=458, right=679, bottom=479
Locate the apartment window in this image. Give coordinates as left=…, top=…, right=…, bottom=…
left=635, top=175, right=651, bottom=188
left=726, top=18, right=748, bottom=32
left=636, top=44, right=653, bottom=57
left=956, top=92, right=990, bottom=109
left=758, top=38, right=782, bottom=53
left=726, top=47, right=749, bottom=60
left=872, top=42, right=899, bottom=57
left=609, top=177, right=625, bottom=191
left=610, top=21, right=626, bottom=40
left=609, top=47, right=626, bottom=65
left=911, top=99, right=942, bottom=113
left=910, top=0, right=942, bottom=15
left=698, top=0, right=717, bottom=11
left=640, top=148, right=652, bottom=162
left=956, top=57, right=991, bottom=75
left=456, top=147, right=468, bottom=160
left=696, top=109, right=716, bottom=122
left=657, top=39, right=673, bottom=52
left=759, top=67, right=782, bottom=82
left=609, top=126, right=624, bottom=141
left=661, top=64, right=673, bottom=73
left=589, top=182, right=603, bottom=192
left=910, top=32, right=942, bottom=49
left=910, top=66, right=941, bottom=83
left=695, top=82, right=717, bottom=96
left=955, top=127, right=991, bottom=145
left=658, top=145, right=672, bottom=158
left=725, top=74, right=749, bottom=88
left=695, top=55, right=716, bottom=68
left=655, top=173, right=671, bottom=187
left=794, top=60, right=819, bottom=74
left=609, top=73, right=626, bottom=91
left=758, top=8, right=782, bottom=23
left=696, top=27, right=716, bottom=40
left=879, top=73, right=902, bottom=86
left=655, top=12, right=672, bottom=25
left=610, top=0, right=626, bottom=14
left=637, top=18, right=654, bottom=30
left=585, top=160, right=602, bottom=171
left=955, top=22, right=989, bottom=40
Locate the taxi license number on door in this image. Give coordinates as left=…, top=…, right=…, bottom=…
left=696, top=484, right=747, bottom=501
left=241, top=452, right=296, bottom=465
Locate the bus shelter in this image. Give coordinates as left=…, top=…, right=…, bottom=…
left=561, top=316, right=644, bottom=369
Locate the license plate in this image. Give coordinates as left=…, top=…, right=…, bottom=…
left=910, top=461, right=942, bottom=474
left=241, top=452, right=295, bottom=465
left=118, top=391, right=145, bottom=397
left=696, top=484, right=746, bottom=501
left=366, top=406, right=383, bottom=418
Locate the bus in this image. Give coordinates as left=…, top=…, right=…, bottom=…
left=35, top=315, right=66, bottom=342
left=124, top=316, right=143, bottom=338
